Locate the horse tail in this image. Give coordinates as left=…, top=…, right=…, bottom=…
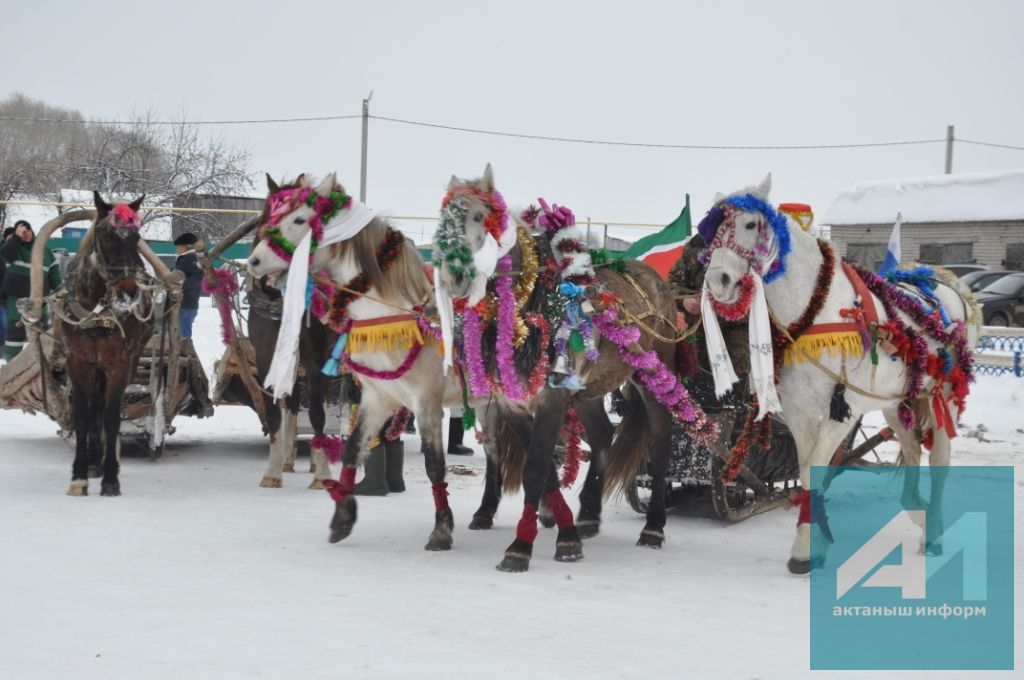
left=601, top=382, right=651, bottom=500
left=497, top=418, right=528, bottom=494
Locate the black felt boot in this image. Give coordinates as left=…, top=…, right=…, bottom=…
left=353, top=444, right=389, bottom=496
left=385, top=440, right=406, bottom=492
left=447, top=416, right=473, bottom=455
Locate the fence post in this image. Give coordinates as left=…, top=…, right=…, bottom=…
left=1015, top=351, right=1022, bottom=378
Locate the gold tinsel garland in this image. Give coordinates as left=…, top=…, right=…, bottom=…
left=477, top=224, right=539, bottom=348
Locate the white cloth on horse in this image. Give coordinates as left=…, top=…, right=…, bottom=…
left=264, top=201, right=376, bottom=400
left=435, top=225, right=518, bottom=374
left=701, top=275, right=782, bottom=421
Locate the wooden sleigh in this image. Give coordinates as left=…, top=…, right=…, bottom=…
left=0, top=211, right=213, bottom=458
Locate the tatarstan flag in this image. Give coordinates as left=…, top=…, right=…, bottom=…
left=621, top=194, right=692, bottom=279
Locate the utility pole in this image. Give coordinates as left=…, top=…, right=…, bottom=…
left=945, top=124, right=954, bottom=174
left=360, top=91, right=373, bottom=202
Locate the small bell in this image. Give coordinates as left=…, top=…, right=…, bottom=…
left=580, top=299, right=595, bottom=316
left=552, top=354, right=570, bottom=375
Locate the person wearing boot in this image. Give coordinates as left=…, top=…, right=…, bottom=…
left=447, top=407, right=473, bottom=455
left=173, top=232, right=214, bottom=417
left=353, top=414, right=407, bottom=495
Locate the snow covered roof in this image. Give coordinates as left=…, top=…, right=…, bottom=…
left=822, top=169, right=1024, bottom=225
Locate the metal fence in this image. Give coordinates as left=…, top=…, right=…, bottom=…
left=975, top=327, right=1024, bottom=377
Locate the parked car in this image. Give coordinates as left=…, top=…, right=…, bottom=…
left=942, top=263, right=988, bottom=277
left=960, top=269, right=1014, bottom=292
left=975, top=272, right=1024, bottom=326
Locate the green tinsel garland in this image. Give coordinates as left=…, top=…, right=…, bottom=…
left=434, top=198, right=476, bottom=281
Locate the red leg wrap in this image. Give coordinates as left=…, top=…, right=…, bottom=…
left=515, top=504, right=539, bottom=544
left=795, top=489, right=811, bottom=526
left=545, top=490, right=574, bottom=529
left=431, top=482, right=450, bottom=511
left=323, top=466, right=357, bottom=503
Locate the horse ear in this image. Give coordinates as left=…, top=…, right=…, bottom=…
left=266, top=173, right=280, bottom=193
left=129, top=195, right=145, bottom=212
left=713, top=192, right=725, bottom=204
left=93, top=191, right=112, bottom=218
left=447, top=174, right=460, bottom=191
left=315, top=172, right=335, bottom=198
left=482, top=163, right=495, bottom=193
left=296, top=173, right=308, bottom=187
left=755, top=173, right=772, bottom=199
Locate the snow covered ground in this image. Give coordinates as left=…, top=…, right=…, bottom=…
left=1, top=306, right=1020, bottom=679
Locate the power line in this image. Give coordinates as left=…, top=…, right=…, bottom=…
left=958, top=138, right=1024, bottom=151
left=3, top=109, right=1024, bottom=152
left=0, top=114, right=362, bottom=126
left=370, top=114, right=946, bottom=150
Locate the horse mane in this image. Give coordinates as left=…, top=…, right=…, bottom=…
left=328, top=216, right=430, bottom=304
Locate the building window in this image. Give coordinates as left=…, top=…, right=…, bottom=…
left=845, top=243, right=888, bottom=271
left=1004, top=243, right=1024, bottom=271
left=919, top=242, right=974, bottom=265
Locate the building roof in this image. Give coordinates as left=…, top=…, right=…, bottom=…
left=822, top=169, right=1024, bottom=226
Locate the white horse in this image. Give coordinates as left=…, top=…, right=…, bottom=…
left=701, top=175, right=979, bottom=573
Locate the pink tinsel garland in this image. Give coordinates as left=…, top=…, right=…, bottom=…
left=201, top=267, right=239, bottom=346
left=593, top=307, right=717, bottom=446
left=345, top=342, right=423, bottom=381
left=311, top=434, right=345, bottom=464
left=494, top=256, right=526, bottom=401
left=462, top=308, right=492, bottom=398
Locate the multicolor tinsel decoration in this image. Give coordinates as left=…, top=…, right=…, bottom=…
left=434, top=197, right=476, bottom=283
left=696, top=193, right=792, bottom=283
left=385, top=408, right=412, bottom=442
left=201, top=267, right=240, bottom=346
left=260, top=185, right=352, bottom=264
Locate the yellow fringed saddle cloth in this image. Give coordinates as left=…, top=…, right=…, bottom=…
left=782, top=261, right=879, bottom=366
left=783, top=322, right=864, bottom=366
left=347, top=314, right=425, bottom=354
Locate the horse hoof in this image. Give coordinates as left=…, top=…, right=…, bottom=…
left=555, top=542, right=584, bottom=562
left=259, top=476, right=283, bottom=488
left=308, top=479, right=326, bottom=490
left=468, top=515, right=494, bottom=530
left=539, top=512, right=556, bottom=529
left=787, top=558, right=811, bottom=574
left=328, top=497, right=358, bottom=544
left=425, top=531, right=453, bottom=552
left=282, top=463, right=295, bottom=473
left=100, top=482, right=121, bottom=497
left=575, top=519, right=600, bottom=539
left=87, top=465, right=102, bottom=479
left=66, top=483, right=88, bottom=497
left=496, top=555, right=530, bottom=572
left=497, top=540, right=533, bottom=572
left=636, top=529, right=664, bottom=549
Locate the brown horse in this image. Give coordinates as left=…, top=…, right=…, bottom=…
left=59, top=193, right=156, bottom=496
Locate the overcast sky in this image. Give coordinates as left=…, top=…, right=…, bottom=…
left=5, top=0, right=1024, bottom=241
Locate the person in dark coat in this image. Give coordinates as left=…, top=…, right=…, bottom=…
left=173, top=232, right=203, bottom=339
left=172, top=231, right=214, bottom=417
left=1, top=220, right=61, bottom=360
left=0, top=226, right=14, bottom=348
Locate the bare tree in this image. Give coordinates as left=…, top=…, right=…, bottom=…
left=1, top=94, right=254, bottom=238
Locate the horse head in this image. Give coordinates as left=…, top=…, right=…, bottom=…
left=246, top=172, right=348, bottom=282
left=432, top=163, right=509, bottom=301
left=699, top=174, right=792, bottom=303
left=90, top=192, right=146, bottom=308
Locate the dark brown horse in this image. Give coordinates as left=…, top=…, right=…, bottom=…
left=60, top=193, right=155, bottom=496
